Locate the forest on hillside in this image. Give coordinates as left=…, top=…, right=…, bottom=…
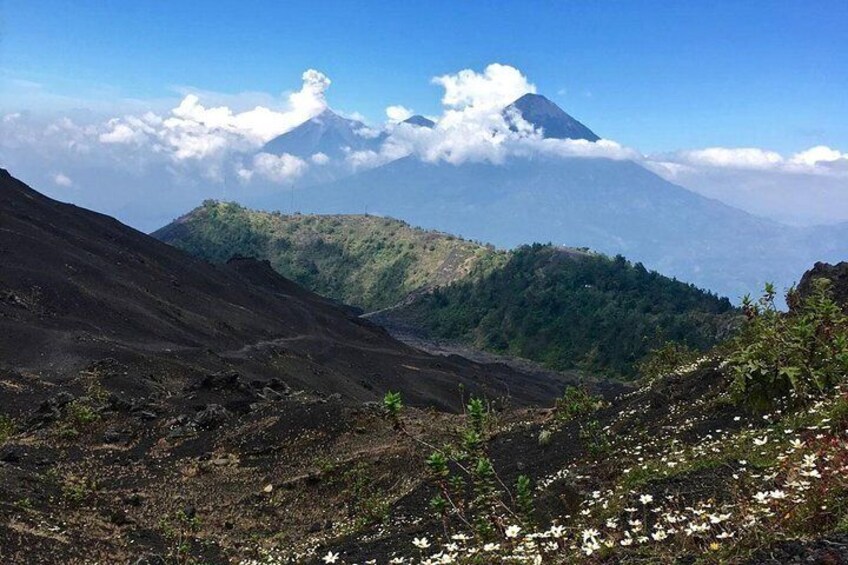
left=394, top=244, right=737, bottom=378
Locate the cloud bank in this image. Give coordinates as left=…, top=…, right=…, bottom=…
left=1, top=63, right=846, bottom=228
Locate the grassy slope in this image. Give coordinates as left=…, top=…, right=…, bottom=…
left=154, top=201, right=506, bottom=311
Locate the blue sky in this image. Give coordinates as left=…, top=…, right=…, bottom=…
left=2, top=0, right=847, bottom=153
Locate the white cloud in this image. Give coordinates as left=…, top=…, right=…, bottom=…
left=96, top=69, right=331, bottom=164
left=355, top=63, right=632, bottom=166
left=386, top=105, right=414, bottom=122
left=53, top=173, right=73, bottom=187
left=433, top=63, right=535, bottom=111
left=675, top=147, right=784, bottom=170
left=4, top=62, right=848, bottom=228
left=240, top=152, right=308, bottom=183
left=643, top=145, right=848, bottom=225
left=651, top=145, right=848, bottom=177
left=310, top=152, right=330, bottom=165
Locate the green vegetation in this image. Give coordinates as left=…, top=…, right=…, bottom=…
left=384, top=391, right=535, bottom=536
left=56, top=398, right=102, bottom=439
left=554, top=386, right=604, bottom=422
left=155, top=201, right=505, bottom=310
left=398, top=244, right=736, bottom=378
left=636, top=341, right=699, bottom=381
left=0, top=414, right=14, bottom=443
left=729, top=279, right=848, bottom=410
left=157, top=204, right=737, bottom=378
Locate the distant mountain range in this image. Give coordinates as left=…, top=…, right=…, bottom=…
left=250, top=93, right=848, bottom=300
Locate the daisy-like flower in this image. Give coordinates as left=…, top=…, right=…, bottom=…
left=483, top=543, right=501, bottom=552
left=639, top=494, right=654, bottom=505
left=651, top=530, right=668, bottom=541
left=753, top=437, right=768, bottom=446
left=549, top=524, right=566, bottom=538
left=709, top=513, right=731, bottom=524
left=412, top=537, right=431, bottom=549
left=505, top=525, right=521, bottom=538
left=582, top=528, right=600, bottom=542
left=322, top=551, right=339, bottom=564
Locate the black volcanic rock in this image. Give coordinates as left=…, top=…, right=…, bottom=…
left=505, top=93, right=600, bottom=141
left=402, top=115, right=435, bottom=128
left=797, top=261, right=848, bottom=310
left=0, top=168, right=569, bottom=410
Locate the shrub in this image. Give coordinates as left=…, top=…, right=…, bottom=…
left=555, top=386, right=603, bottom=422
left=637, top=341, right=699, bottom=382
left=385, top=391, right=533, bottom=536
left=728, top=280, right=848, bottom=410
left=579, top=419, right=611, bottom=456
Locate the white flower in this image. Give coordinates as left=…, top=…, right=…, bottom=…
left=483, top=543, right=500, bottom=551
left=412, top=537, right=431, bottom=549
left=753, top=437, right=768, bottom=446
left=651, top=530, right=668, bottom=541
left=322, top=551, right=339, bottom=564
left=582, top=528, right=600, bottom=542
left=709, top=513, right=731, bottom=524
left=549, top=525, right=566, bottom=538
left=639, top=494, right=654, bottom=505
left=505, top=525, right=521, bottom=538
left=770, top=490, right=787, bottom=500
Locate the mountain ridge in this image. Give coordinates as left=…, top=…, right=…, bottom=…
left=0, top=168, right=568, bottom=409
left=154, top=201, right=737, bottom=377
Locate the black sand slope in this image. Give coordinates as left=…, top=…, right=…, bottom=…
left=0, top=168, right=570, bottom=411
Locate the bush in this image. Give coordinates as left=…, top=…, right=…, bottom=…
left=637, top=341, right=699, bottom=382
left=555, top=386, right=603, bottom=422
left=728, top=280, right=848, bottom=410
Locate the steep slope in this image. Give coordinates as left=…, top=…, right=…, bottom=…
left=506, top=93, right=600, bottom=141
left=153, top=201, right=505, bottom=311
left=376, top=244, right=737, bottom=378
left=0, top=168, right=584, bottom=563
left=0, top=168, right=569, bottom=409
left=262, top=109, right=386, bottom=159
left=277, top=154, right=845, bottom=301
